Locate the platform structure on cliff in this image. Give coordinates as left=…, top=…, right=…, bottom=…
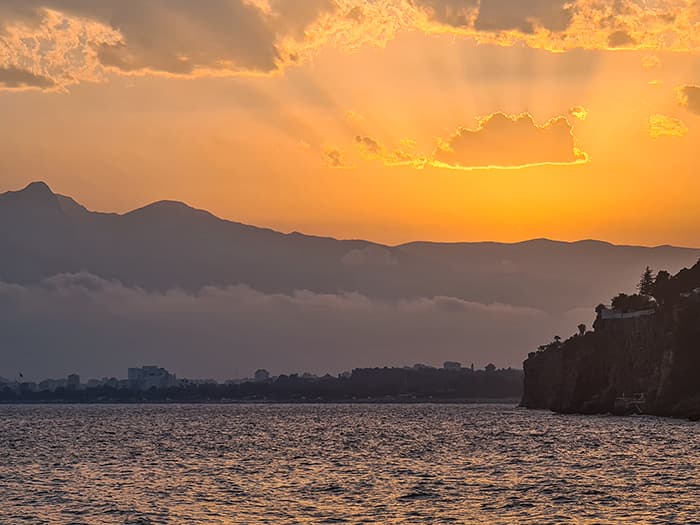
left=614, top=393, right=646, bottom=415
left=598, top=307, right=656, bottom=320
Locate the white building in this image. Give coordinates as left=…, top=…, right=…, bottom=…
left=128, top=366, right=177, bottom=390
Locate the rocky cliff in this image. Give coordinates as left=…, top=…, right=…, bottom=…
left=522, top=260, right=700, bottom=418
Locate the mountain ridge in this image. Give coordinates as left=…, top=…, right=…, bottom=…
left=4, top=181, right=698, bottom=251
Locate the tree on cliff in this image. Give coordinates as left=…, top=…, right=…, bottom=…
left=611, top=293, right=654, bottom=312
left=652, top=270, right=671, bottom=302
left=638, top=266, right=655, bottom=296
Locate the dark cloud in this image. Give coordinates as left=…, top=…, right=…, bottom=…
left=412, top=0, right=479, bottom=27
left=434, top=112, right=587, bottom=169
left=75, top=1, right=279, bottom=74
left=0, top=0, right=337, bottom=77
left=0, top=272, right=581, bottom=381
left=0, top=65, right=55, bottom=89
left=607, top=30, right=636, bottom=48
left=269, top=0, right=337, bottom=37
left=413, top=0, right=573, bottom=32
left=678, top=85, right=700, bottom=115
left=474, top=0, right=573, bottom=33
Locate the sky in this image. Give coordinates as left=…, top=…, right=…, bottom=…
left=1, top=0, right=700, bottom=246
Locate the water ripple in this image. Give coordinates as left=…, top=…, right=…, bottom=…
left=0, top=404, right=699, bottom=524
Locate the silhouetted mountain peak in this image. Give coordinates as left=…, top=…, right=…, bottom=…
left=23, top=180, right=52, bottom=193
left=128, top=200, right=197, bottom=215
left=8, top=181, right=55, bottom=200
left=123, top=199, right=219, bottom=227
left=0, top=180, right=61, bottom=213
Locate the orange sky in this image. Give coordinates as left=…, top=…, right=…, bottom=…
left=1, top=1, right=699, bottom=246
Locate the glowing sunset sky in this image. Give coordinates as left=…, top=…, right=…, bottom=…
left=1, top=1, right=699, bottom=246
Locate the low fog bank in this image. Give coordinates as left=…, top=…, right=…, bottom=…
left=0, top=273, right=594, bottom=381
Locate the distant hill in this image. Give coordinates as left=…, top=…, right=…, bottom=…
left=1, top=181, right=699, bottom=380
left=1, top=181, right=698, bottom=313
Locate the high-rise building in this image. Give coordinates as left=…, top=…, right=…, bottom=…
left=67, top=374, right=80, bottom=389
left=128, top=366, right=177, bottom=390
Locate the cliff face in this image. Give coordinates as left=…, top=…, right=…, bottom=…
left=522, top=262, right=700, bottom=418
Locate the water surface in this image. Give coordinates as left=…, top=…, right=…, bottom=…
left=1, top=404, right=698, bottom=524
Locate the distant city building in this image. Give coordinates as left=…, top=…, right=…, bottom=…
left=254, top=369, right=270, bottom=382
left=443, top=361, right=462, bottom=371
left=39, top=378, right=67, bottom=392
left=19, top=382, right=37, bottom=393
left=67, top=374, right=80, bottom=389
left=128, top=366, right=176, bottom=391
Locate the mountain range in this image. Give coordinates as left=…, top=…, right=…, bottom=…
left=1, top=181, right=699, bottom=380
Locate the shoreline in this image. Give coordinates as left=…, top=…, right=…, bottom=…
left=0, top=397, right=521, bottom=406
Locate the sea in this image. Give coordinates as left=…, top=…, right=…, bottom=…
left=1, top=404, right=698, bottom=524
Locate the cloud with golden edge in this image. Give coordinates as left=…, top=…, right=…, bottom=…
left=355, top=135, right=427, bottom=168
left=432, top=112, right=589, bottom=170
left=344, top=110, right=366, bottom=122
left=351, top=111, right=589, bottom=171
left=570, top=106, right=589, bottom=121
left=409, top=0, right=700, bottom=53
left=648, top=114, right=688, bottom=138
left=677, top=85, right=700, bottom=115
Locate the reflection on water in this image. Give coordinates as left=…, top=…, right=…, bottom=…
left=1, top=404, right=699, bottom=524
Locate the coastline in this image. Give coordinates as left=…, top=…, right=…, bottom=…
left=0, top=397, right=521, bottom=406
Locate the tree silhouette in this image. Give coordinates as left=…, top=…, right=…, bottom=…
left=638, top=266, right=655, bottom=296
left=578, top=324, right=586, bottom=336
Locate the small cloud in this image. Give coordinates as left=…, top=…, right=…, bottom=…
left=345, top=110, right=365, bottom=122
left=569, top=106, right=589, bottom=121
left=324, top=148, right=351, bottom=168
left=356, top=135, right=382, bottom=155
left=677, top=85, right=700, bottom=115
left=641, top=55, right=661, bottom=69
left=355, top=135, right=426, bottom=167
left=648, top=114, right=688, bottom=138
